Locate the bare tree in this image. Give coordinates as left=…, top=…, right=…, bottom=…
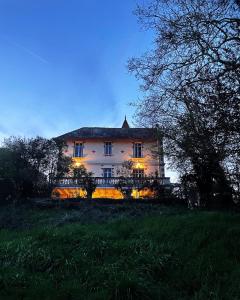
left=129, top=0, right=240, bottom=207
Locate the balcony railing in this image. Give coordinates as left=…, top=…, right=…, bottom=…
left=55, top=177, right=171, bottom=188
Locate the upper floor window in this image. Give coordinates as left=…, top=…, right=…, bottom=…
left=133, top=143, right=143, bottom=158
left=133, top=169, right=144, bottom=178
left=74, top=142, right=84, bottom=157
left=104, top=142, right=112, bottom=156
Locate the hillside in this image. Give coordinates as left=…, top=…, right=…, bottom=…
left=0, top=205, right=239, bottom=299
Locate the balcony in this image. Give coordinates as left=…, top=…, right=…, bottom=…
left=55, top=177, right=171, bottom=188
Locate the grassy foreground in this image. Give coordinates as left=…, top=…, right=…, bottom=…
left=0, top=206, right=240, bottom=299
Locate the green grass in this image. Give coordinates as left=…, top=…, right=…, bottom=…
left=0, top=206, right=240, bottom=299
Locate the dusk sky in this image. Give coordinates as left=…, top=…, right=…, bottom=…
left=0, top=0, right=177, bottom=180
left=0, top=0, right=153, bottom=140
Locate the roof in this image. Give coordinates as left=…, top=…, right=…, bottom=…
left=56, top=127, right=159, bottom=140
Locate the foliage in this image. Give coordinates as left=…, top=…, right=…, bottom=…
left=116, top=160, right=134, bottom=178
left=0, top=208, right=239, bottom=299
left=115, top=161, right=176, bottom=201
left=73, top=164, right=97, bottom=199
left=180, top=174, right=200, bottom=208
left=0, top=178, right=15, bottom=205
left=115, top=177, right=133, bottom=199
left=0, top=136, right=72, bottom=200
left=129, top=0, right=240, bottom=208
left=148, top=178, right=173, bottom=201
left=115, top=160, right=135, bottom=198
left=115, top=160, right=154, bottom=199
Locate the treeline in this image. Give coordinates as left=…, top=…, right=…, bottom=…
left=0, top=137, right=71, bottom=203
left=129, top=0, right=240, bottom=208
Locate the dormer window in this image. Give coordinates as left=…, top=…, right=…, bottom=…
left=133, top=143, right=143, bottom=158
left=74, top=142, right=84, bottom=157
left=104, top=142, right=112, bottom=156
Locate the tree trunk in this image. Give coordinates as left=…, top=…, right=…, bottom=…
left=195, top=171, right=213, bottom=208
left=213, top=162, right=233, bottom=209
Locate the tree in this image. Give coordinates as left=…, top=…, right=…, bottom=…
left=0, top=136, right=72, bottom=199
left=115, top=160, right=135, bottom=198
left=0, top=148, right=18, bottom=180
left=73, top=165, right=97, bottom=199
left=115, top=160, right=152, bottom=199
left=129, top=0, right=240, bottom=208
left=0, top=148, right=19, bottom=203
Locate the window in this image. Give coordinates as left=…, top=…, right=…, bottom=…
left=103, top=168, right=112, bottom=178
left=74, top=142, right=84, bottom=157
left=133, top=143, right=143, bottom=158
left=133, top=169, right=144, bottom=178
left=104, top=142, right=112, bottom=156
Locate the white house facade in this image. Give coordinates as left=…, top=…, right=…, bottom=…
left=53, top=118, right=170, bottom=199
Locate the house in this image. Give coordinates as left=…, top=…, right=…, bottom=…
left=53, top=117, right=170, bottom=199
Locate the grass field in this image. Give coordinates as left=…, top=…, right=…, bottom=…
left=0, top=203, right=239, bottom=299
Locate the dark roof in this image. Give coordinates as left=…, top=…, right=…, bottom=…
left=56, top=127, right=158, bottom=140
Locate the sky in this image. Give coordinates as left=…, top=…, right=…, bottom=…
left=0, top=0, right=177, bottom=180
left=0, top=0, right=153, bottom=137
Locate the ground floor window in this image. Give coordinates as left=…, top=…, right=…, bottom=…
left=102, top=168, right=113, bottom=185
left=132, top=169, right=144, bottom=178
left=103, top=168, right=112, bottom=178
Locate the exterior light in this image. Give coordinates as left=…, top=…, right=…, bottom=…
left=135, top=162, right=144, bottom=169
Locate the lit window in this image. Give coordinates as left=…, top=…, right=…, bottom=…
left=104, top=142, right=112, bottom=155
left=133, top=169, right=144, bottom=178
left=74, top=142, right=84, bottom=157
left=133, top=143, right=142, bottom=158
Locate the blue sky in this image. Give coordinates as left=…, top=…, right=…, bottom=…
left=0, top=0, right=177, bottom=180
left=0, top=0, right=154, bottom=139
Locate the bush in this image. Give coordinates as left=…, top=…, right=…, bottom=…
left=0, top=137, right=72, bottom=200
left=0, top=178, right=15, bottom=205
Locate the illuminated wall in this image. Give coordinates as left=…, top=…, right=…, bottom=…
left=52, top=187, right=86, bottom=199
left=131, top=188, right=155, bottom=199
left=92, top=188, right=124, bottom=199
left=52, top=187, right=154, bottom=199
left=64, top=139, right=162, bottom=177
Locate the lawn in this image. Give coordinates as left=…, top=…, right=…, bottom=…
left=0, top=203, right=239, bottom=299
